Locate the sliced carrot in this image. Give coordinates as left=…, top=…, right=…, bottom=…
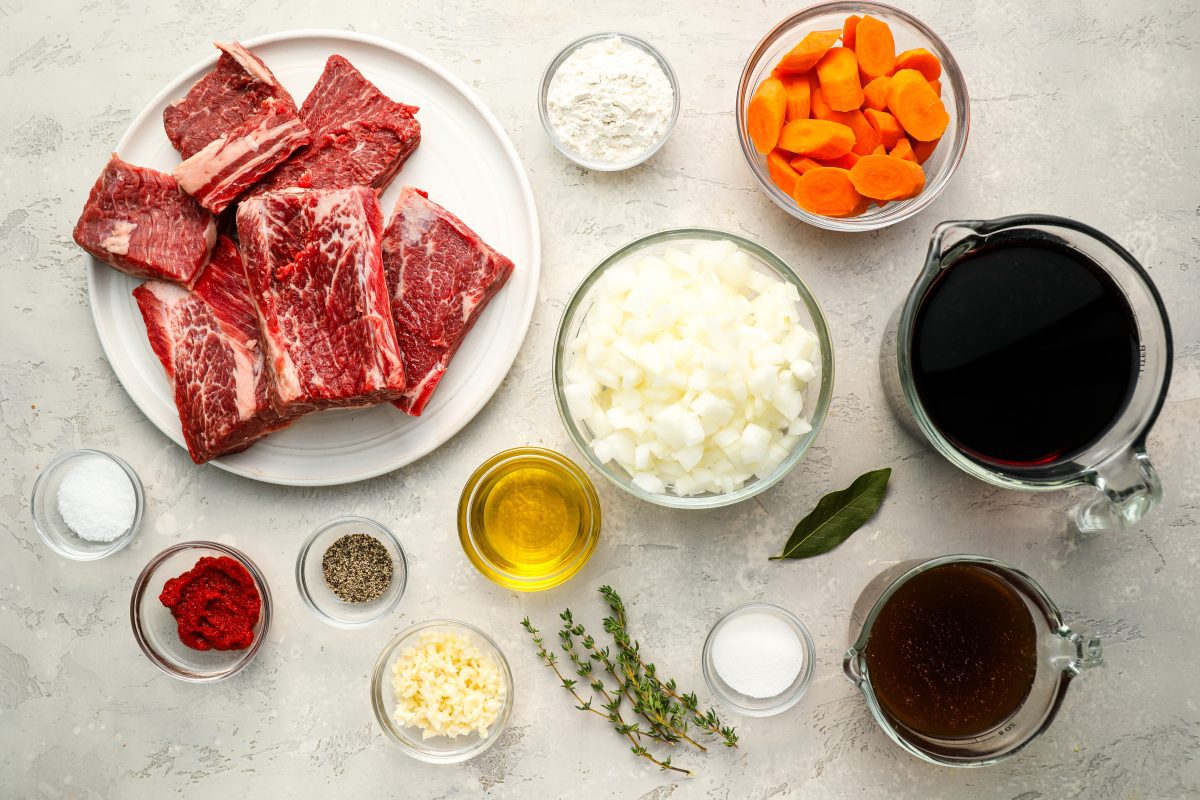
left=890, top=136, right=917, bottom=162
left=886, top=69, right=949, bottom=142
left=864, top=108, right=904, bottom=149
left=848, top=154, right=926, bottom=201
left=872, top=144, right=886, bottom=155
left=816, top=47, right=864, bottom=112
left=809, top=80, right=832, bottom=119
left=747, top=77, right=787, bottom=153
left=810, top=88, right=879, bottom=156
left=778, top=118, right=855, bottom=159
left=815, top=47, right=864, bottom=112
left=929, top=78, right=942, bottom=96
left=862, top=76, right=890, bottom=111
left=767, top=149, right=803, bottom=195
left=894, top=48, right=942, bottom=81
left=781, top=74, right=811, bottom=121
left=789, top=155, right=824, bottom=174
left=793, top=166, right=866, bottom=217
left=854, top=15, right=895, bottom=81
left=912, top=136, right=940, bottom=164
left=818, top=151, right=861, bottom=170
left=842, top=15, right=861, bottom=50
left=775, top=29, right=842, bottom=74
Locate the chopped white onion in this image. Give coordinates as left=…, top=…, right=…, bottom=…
left=565, top=239, right=820, bottom=496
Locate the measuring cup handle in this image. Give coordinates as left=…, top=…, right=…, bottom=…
left=1052, top=627, right=1104, bottom=675
left=1074, top=448, right=1162, bottom=533
left=843, top=647, right=865, bottom=687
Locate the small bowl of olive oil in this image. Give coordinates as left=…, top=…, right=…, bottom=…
left=458, top=447, right=601, bottom=592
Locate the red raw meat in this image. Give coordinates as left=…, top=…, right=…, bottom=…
left=163, top=42, right=309, bottom=213
left=73, top=154, right=216, bottom=286
left=133, top=236, right=294, bottom=464
left=252, top=55, right=420, bottom=194
left=236, top=186, right=406, bottom=415
left=381, top=188, right=514, bottom=416
left=173, top=97, right=310, bottom=214
left=164, top=41, right=299, bottom=159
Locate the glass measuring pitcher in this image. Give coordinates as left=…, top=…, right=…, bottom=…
left=880, top=215, right=1173, bottom=532
left=843, top=555, right=1102, bottom=767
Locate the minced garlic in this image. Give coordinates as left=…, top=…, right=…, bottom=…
left=390, top=629, right=504, bottom=740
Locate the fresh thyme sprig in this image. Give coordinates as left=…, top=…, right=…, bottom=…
left=600, top=586, right=739, bottom=748
left=522, top=617, right=689, bottom=775
left=522, top=587, right=740, bottom=776
left=561, top=612, right=705, bottom=752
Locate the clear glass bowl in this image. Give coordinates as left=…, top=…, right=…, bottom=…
left=458, top=447, right=601, bottom=592
left=736, top=1, right=971, bottom=231
left=702, top=602, right=817, bottom=717
left=552, top=228, right=835, bottom=509
left=30, top=449, right=144, bottom=561
left=371, top=620, right=514, bottom=763
left=130, top=541, right=271, bottom=682
left=538, top=31, right=681, bottom=171
left=296, top=516, right=408, bottom=628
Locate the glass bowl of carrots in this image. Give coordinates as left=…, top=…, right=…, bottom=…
left=737, top=2, right=969, bottom=231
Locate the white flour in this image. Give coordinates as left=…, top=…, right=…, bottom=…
left=546, top=36, right=674, bottom=164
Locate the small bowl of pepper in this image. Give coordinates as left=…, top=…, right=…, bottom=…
left=130, top=541, right=271, bottom=683
left=296, top=516, right=408, bottom=628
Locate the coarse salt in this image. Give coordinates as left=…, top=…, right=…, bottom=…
left=56, top=456, right=136, bottom=543
left=546, top=36, right=674, bottom=164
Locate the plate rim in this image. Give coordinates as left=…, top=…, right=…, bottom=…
left=86, top=28, right=541, bottom=487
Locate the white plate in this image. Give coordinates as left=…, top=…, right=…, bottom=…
left=87, top=30, right=540, bottom=486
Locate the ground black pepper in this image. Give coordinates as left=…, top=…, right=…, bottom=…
left=322, top=533, right=393, bottom=603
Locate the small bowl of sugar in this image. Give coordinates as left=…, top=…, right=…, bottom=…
left=702, top=602, right=816, bottom=717
left=30, top=449, right=144, bottom=560
left=538, top=32, right=680, bottom=171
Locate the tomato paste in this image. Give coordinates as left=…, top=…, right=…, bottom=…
left=159, top=555, right=261, bottom=651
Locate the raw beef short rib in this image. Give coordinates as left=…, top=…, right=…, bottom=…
left=133, top=236, right=294, bottom=464
left=164, top=41, right=299, bottom=159
left=381, top=188, right=515, bottom=416
left=173, top=97, right=310, bottom=214
left=252, top=55, right=421, bottom=194
left=73, top=153, right=216, bottom=286
left=164, top=42, right=309, bottom=214
left=237, top=186, right=406, bottom=414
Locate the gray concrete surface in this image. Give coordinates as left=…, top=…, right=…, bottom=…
left=2, top=1, right=1198, bottom=797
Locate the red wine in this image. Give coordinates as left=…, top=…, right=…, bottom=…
left=865, top=563, right=1038, bottom=739
left=911, top=236, right=1139, bottom=467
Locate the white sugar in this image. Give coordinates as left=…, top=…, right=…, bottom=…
left=56, top=456, right=136, bottom=542
left=711, top=612, right=804, bottom=698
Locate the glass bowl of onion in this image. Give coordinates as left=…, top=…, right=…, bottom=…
left=552, top=228, right=834, bottom=509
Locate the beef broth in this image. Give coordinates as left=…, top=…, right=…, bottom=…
left=865, top=563, right=1038, bottom=739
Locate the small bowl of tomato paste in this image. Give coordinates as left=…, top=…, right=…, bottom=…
left=130, top=541, right=271, bottom=682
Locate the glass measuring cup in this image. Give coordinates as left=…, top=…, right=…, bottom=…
left=880, top=214, right=1173, bottom=532
left=843, top=555, right=1102, bottom=767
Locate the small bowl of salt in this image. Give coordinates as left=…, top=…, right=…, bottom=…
left=538, top=32, right=680, bottom=171
left=30, top=449, right=144, bottom=560
left=702, top=602, right=816, bottom=717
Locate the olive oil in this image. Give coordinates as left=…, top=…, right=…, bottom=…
left=459, top=448, right=601, bottom=591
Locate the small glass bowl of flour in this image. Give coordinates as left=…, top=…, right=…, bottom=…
left=31, top=449, right=144, bottom=560
left=539, top=33, right=680, bottom=170
left=702, top=602, right=816, bottom=717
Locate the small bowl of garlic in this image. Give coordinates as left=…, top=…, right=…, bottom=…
left=552, top=228, right=834, bottom=509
